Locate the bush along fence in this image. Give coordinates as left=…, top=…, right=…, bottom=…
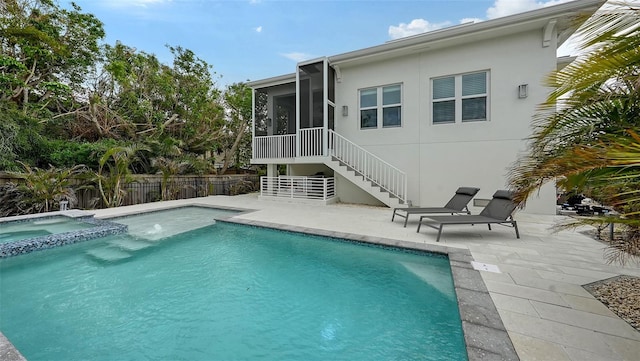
left=0, top=173, right=259, bottom=213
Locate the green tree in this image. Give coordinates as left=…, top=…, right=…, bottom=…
left=60, top=43, right=224, bottom=159
left=10, top=162, right=85, bottom=213
left=0, top=0, right=104, bottom=111
left=95, top=144, right=146, bottom=208
left=151, top=156, right=190, bottom=200
left=509, top=2, right=640, bottom=263
left=218, top=82, right=252, bottom=174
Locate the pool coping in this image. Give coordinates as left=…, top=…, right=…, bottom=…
left=219, top=217, right=519, bottom=361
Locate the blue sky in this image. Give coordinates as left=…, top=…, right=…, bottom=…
left=70, top=0, right=582, bottom=88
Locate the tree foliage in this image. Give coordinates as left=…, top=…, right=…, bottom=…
left=218, top=82, right=252, bottom=174
left=509, top=2, right=640, bottom=264
left=9, top=162, right=85, bottom=213
left=0, top=0, right=254, bottom=176
left=0, top=0, right=104, bottom=110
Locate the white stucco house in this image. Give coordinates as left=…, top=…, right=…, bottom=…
left=248, top=0, right=604, bottom=215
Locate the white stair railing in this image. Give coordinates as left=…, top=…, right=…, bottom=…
left=328, top=130, right=407, bottom=203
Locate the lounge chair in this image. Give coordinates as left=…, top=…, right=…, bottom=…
left=391, top=187, right=480, bottom=227
left=417, top=190, right=520, bottom=242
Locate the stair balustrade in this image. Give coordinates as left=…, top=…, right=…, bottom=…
left=328, top=130, right=407, bottom=204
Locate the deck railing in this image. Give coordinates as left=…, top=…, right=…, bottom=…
left=328, top=129, right=407, bottom=203
left=260, top=176, right=335, bottom=201
left=299, top=127, right=324, bottom=157
left=253, top=134, right=296, bottom=159
left=253, top=128, right=325, bottom=159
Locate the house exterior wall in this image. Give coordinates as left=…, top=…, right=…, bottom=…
left=335, top=174, right=385, bottom=206
left=333, top=29, right=558, bottom=214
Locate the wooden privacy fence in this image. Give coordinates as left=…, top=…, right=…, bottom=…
left=0, top=173, right=259, bottom=210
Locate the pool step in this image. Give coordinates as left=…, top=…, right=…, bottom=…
left=108, top=238, right=154, bottom=251
left=86, top=247, right=132, bottom=262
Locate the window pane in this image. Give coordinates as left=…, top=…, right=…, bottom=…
left=361, top=109, right=377, bottom=128
left=433, top=77, right=455, bottom=99
left=383, top=106, right=401, bottom=127
left=383, top=85, right=401, bottom=105
left=433, top=100, right=455, bottom=123
left=360, top=88, right=377, bottom=108
left=462, top=72, right=486, bottom=96
left=462, top=97, right=486, bottom=121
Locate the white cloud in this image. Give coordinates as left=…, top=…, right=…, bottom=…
left=486, top=0, right=571, bottom=19
left=388, top=19, right=452, bottom=40
left=281, top=52, right=314, bottom=62
left=255, top=26, right=263, bottom=33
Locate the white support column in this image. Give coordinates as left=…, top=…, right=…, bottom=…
left=266, top=164, right=278, bottom=178
left=295, top=66, right=301, bottom=158
left=323, top=58, right=328, bottom=157
left=251, top=89, right=256, bottom=159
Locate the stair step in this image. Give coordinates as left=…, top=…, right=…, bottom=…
left=86, top=247, right=132, bottom=262
left=108, top=238, right=153, bottom=251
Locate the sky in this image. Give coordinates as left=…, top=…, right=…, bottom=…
left=68, top=0, right=597, bottom=88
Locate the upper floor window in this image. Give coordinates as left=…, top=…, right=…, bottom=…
left=360, top=84, right=402, bottom=129
left=432, top=71, right=488, bottom=124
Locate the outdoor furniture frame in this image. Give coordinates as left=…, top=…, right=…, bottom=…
left=391, top=187, right=480, bottom=227
left=417, top=190, right=520, bottom=242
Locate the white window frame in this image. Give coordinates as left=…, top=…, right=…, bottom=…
left=359, top=83, right=403, bottom=129
left=431, top=71, right=490, bottom=124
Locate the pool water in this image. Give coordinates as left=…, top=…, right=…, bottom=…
left=0, top=222, right=467, bottom=361
left=109, top=206, right=238, bottom=241
left=0, top=216, right=94, bottom=243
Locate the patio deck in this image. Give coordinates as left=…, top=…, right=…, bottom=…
left=40, top=194, right=640, bottom=360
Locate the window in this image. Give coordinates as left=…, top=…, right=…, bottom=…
left=359, top=84, right=402, bottom=129
left=432, top=71, right=488, bottom=124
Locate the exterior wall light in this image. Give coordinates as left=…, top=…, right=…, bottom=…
left=518, top=84, right=528, bottom=99
left=342, top=105, right=349, bottom=116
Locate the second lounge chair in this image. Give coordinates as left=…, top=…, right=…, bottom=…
left=417, top=190, right=520, bottom=242
left=391, top=187, right=480, bottom=227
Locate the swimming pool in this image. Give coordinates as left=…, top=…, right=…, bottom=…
left=0, top=216, right=94, bottom=243
left=0, top=219, right=467, bottom=360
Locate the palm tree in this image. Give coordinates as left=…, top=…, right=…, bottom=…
left=95, top=144, right=147, bottom=207
left=11, top=162, right=85, bottom=213
left=509, top=2, right=640, bottom=263
left=151, top=156, right=190, bottom=201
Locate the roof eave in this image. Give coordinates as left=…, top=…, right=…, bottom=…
left=247, top=73, right=296, bottom=89
left=329, top=0, right=604, bottom=65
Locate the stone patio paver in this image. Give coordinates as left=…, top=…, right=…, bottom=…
left=530, top=300, right=640, bottom=340
left=485, top=280, right=571, bottom=307
left=508, top=332, right=571, bottom=361
left=559, top=293, right=619, bottom=318
left=499, top=310, right=622, bottom=359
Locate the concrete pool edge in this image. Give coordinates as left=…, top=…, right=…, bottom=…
left=0, top=332, right=26, bottom=361
left=220, top=217, right=519, bottom=361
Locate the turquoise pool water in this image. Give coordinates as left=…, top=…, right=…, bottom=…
left=0, top=221, right=466, bottom=360
left=0, top=216, right=94, bottom=243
